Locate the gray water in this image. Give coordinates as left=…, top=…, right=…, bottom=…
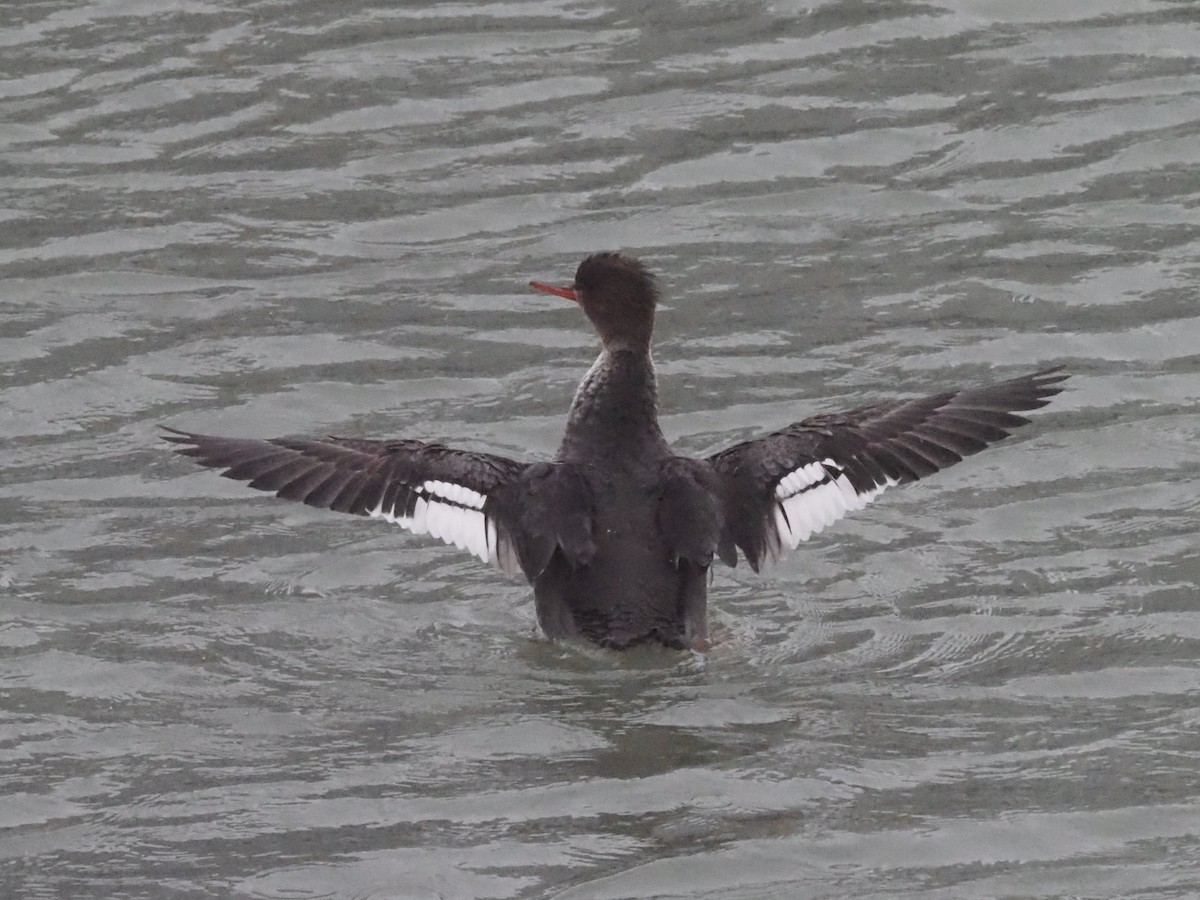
left=2, top=1, right=1199, bottom=897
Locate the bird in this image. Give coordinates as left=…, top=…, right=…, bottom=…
left=164, top=252, right=1067, bottom=650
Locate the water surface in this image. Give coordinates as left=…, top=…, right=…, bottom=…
left=2, top=1, right=1199, bottom=897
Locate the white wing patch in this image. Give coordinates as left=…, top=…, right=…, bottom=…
left=772, top=459, right=896, bottom=549
left=367, top=479, right=495, bottom=563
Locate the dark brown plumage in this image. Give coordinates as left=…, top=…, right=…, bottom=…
left=166, top=252, right=1067, bottom=649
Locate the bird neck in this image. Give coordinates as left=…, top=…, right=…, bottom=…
left=559, top=347, right=665, bottom=459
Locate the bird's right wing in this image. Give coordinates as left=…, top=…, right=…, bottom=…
left=707, top=368, right=1068, bottom=571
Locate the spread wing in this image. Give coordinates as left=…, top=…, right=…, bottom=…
left=162, top=429, right=528, bottom=572
left=707, top=367, right=1068, bottom=571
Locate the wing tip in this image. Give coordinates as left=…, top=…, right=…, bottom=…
left=1027, top=365, right=1071, bottom=393
left=159, top=425, right=198, bottom=445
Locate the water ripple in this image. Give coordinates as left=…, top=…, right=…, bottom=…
left=2, top=0, right=1197, bottom=897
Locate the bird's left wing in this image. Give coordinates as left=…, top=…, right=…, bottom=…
left=163, top=429, right=528, bottom=571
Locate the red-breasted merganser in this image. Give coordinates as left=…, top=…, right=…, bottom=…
left=165, top=252, right=1067, bottom=650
